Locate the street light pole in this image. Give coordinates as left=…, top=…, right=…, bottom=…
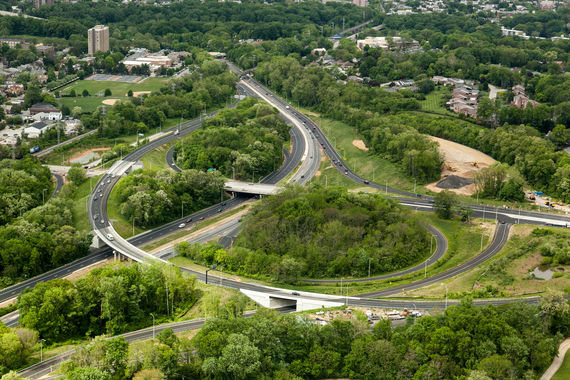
left=150, top=313, right=155, bottom=339
left=42, top=188, right=47, bottom=205
left=368, top=258, right=371, bottom=278
left=40, top=339, right=45, bottom=362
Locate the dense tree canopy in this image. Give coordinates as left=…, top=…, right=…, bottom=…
left=50, top=298, right=570, bottom=380
left=0, top=158, right=54, bottom=226
left=173, top=98, right=289, bottom=181
left=114, top=168, right=226, bottom=228
left=198, top=186, right=431, bottom=279
left=18, top=263, right=198, bottom=342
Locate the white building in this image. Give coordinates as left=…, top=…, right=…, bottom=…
left=31, top=111, right=62, bottom=122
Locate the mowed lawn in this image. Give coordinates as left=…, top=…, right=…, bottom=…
left=419, top=88, right=456, bottom=116
left=57, top=77, right=169, bottom=113
left=59, top=77, right=168, bottom=96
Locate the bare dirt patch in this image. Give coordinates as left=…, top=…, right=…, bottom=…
left=314, top=170, right=321, bottom=177
left=426, top=136, right=497, bottom=196
left=68, top=147, right=111, bottom=163
left=129, top=91, right=151, bottom=97
left=102, top=99, right=120, bottom=105
left=352, top=139, right=369, bottom=151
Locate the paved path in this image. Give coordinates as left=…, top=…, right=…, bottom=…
left=540, top=338, right=570, bottom=380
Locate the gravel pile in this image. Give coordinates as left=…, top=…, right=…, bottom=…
left=436, top=175, right=473, bottom=189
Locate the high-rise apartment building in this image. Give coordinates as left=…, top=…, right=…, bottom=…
left=87, top=25, right=110, bottom=55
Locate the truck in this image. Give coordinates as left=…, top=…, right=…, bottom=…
left=29, top=145, right=40, bottom=154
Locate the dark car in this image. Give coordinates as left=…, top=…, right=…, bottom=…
left=199, top=217, right=205, bottom=221
left=364, top=180, right=369, bottom=184
left=292, top=292, right=300, bottom=296
left=186, top=218, right=192, bottom=223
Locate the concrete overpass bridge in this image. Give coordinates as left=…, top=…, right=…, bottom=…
left=224, top=180, right=282, bottom=196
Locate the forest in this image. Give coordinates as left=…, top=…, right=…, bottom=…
left=173, top=98, right=289, bottom=182
left=178, top=186, right=431, bottom=280
left=10, top=297, right=569, bottom=380
left=0, top=158, right=91, bottom=289
left=113, top=168, right=226, bottom=228
left=17, top=263, right=198, bottom=342
left=0, top=158, right=54, bottom=226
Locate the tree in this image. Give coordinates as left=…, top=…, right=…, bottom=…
left=24, top=86, right=42, bottom=109
left=220, top=334, right=261, bottom=379
left=82, top=89, right=90, bottom=97
left=70, top=89, right=76, bottom=97
left=67, top=167, right=87, bottom=185
left=104, top=88, right=112, bottom=97
left=434, top=190, right=458, bottom=219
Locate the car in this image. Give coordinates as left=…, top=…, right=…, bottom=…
left=500, top=220, right=505, bottom=224
left=364, top=180, right=369, bottom=184
left=186, top=218, right=192, bottom=223
left=301, top=175, right=305, bottom=178
left=345, top=169, right=348, bottom=173
left=218, top=209, right=223, bottom=213
left=106, top=233, right=114, bottom=241
left=94, top=214, right=99, bottom=220
left=285, top=105, right=290, bottom=109
left=93, top=196, right=98, bottom=201
left=178, top=223, right=186, bottom=228
left=100, top=219, right=105, bottom=225
left=292, top=292, right=300, bottom=296
left=106, top=179, right=110, bottom=184
left=199, top=217, right=205, bottom=221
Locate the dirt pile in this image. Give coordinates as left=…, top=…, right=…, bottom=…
left=436, top=175, right=473, bottom=189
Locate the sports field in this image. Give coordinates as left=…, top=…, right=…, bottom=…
left=57, top=77, right=169, bottom=112
left=58, top=77, right=167, bottom=97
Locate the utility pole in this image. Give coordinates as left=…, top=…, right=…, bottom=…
left=368, top=258, right=371, bottom=278
left=150, top=313, right=155, bottom=339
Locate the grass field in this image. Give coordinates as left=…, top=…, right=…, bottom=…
left=58, top=77, right=168, bottom=97
left=140, top=145, right=172, bottom=172
left=412, top=224, right=570, bottom=299
left=56, top=77, right=168, bottom=113
left=305, top=114, right=421, bottom=194
left=71, top=175, right=101, bottom=233
left=553, top=348, right=570, bottom=380
left=419, top=88, right=455, bottom=115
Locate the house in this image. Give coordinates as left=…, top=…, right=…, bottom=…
left=311, top=48, right=327, bottom=56
left=510, top=85, right=540, bottom=109
left=29, top=102, right=59, bottom=115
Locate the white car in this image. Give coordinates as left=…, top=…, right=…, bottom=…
left=106, top=233, right=114, bottom=241
left=178, top=223, right=186, bottom=228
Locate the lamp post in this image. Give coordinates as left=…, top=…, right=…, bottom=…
left=181, top=201, right=184, bottom=219
left=40, top=339, right=45, bottom=362
left=440, top=283, right=448, bottom=310
left=205, top=264, right=217, bottom=284
left=150, top=313, right=155, bottom=339
left=132, top=216, right=137, bottom=237
left=42, top=188, right=47, bottom=205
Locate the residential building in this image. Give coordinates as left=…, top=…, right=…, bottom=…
left=510, top=85, right=539, bottom=109
left=352, top=0, right=368, bottom=6
left=446, top=85, right=478, bottom=118
left=88, top=25, right=110, bottom=55
left=0, top=38, right=31, bottom=49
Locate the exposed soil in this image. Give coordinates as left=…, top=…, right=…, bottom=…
left=426, top=136, right=496, bottom=196
left=129, top=91, right=152, bottom=97
left=102, top=99, right=120, bottom=105
left=68, top=147, right=110, bottom=163
left=352, top=139, right=369, bottom=151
